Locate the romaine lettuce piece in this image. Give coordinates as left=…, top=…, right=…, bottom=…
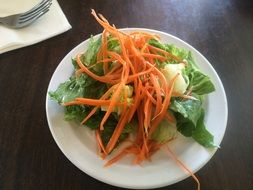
left=192, top=109, right=215, bottom=148
left=101, top=122, right=135, bottom=146
left=188, top=70, right=215, bottom=95
left=107, top=35, right=121, bottom=53
left=49, top=74, right=88, bottom=103
left=83, top=36, right=102, bottom=66
left=170, top=96, right=215, bottom=147
left=49, top=73, right=107, bottom=104
left=64, top=105, right=88, bottom=122
left=170, top=95, right=202, bottom=127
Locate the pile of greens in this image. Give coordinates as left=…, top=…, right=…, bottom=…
left=49, top=35, right=216, bottom=149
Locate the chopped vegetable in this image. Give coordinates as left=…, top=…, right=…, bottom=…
left=162, top=63, right=188, bottom=95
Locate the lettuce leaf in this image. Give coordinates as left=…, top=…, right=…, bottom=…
left=170, top=96, right=202, bottom=127
left=101, top=122, right=135, bottom=146
left=49, top=74, right=88, bottom=104
left=170, top=96, right=215, bottom=147
left=49, top=73, right=107, bottom=104
left=192, top=109, right=215, bottom=148
left=148, top=39, right=189, bottom=61
left=83, top=36, right=101, bottom=66
left=64, top=105, right=88, bottom=122
left=107, top=35, right=121, bottom=53
left=188, top=70, right=215, bottom=95
left=49, top=71, right=133, bottom=148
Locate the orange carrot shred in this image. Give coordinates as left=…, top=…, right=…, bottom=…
left=163, top=146, right=200, bottom=190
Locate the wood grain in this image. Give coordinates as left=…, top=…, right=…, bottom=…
left=0, top=0, right=253, bottom=189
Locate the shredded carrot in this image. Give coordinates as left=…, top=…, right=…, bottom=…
left=62, top=98, right=123, bottom=106
left=149, top=73, right=179, bottom=135
left=172, top=92, right=198, bottom=100
left=96, top=130, right=107, bottom=155
left=165, top=112, right=175, bottom=123
left=81, top=85, right=117, bottom=125
left=76, top=54, right=118, bottom=84
left=163, top=146, right=200, bottom=190
left=104, top=145, right=139, bottom=167
left=150, top=74, right=162, bottom=116
left=140, top=53, right=166, bottom=61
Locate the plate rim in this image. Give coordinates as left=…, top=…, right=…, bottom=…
left=46, top=28, right=228, bottom=189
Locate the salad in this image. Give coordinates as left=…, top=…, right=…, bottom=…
left=49, top=10, right=215, bottom=184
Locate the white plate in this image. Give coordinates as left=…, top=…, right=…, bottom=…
left=46, top=28, right=228, bottom=189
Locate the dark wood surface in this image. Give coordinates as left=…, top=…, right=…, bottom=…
left=1, top=0, right=253, bottom=189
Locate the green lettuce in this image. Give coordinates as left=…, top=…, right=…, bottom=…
left=83, top=36, right=101, bottom=66
left=101, top=122, right=135, bottom=146
left=107, top=35, right=121, bottom=53
left=170, top=96, right=202, bottom=127
left=170, top=96, right=215, bottom=148
left=192, top=109, right=215, bottom=148
left=64, top=105, right=88, bottom=122
left=49, top=73, right=107, bottom=104
left=188, top=70, right=215, bottom=95
left=148, top=39, right=188, bottom=61
left=49, top=74, right=88, bottom=104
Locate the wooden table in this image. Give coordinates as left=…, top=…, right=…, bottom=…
left=1, top=0, right=253, bottom=189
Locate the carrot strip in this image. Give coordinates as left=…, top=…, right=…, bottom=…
left=126, top=66, right=154, bottom=83
left=140, top=43, right=148, bottom=53
left=99, top=35, right=130, bottom=131
left=100, top=83, right=124, bottom=130
left=91, top=9, right=120, bottom=37
left=102, top=30, right=109, bottom=74
left=141, top=53, right=167, bottom=61
left=106, top=109, right=130, bottom=153
left=63, top=99, right=123, bottom=106
left=163, top=146, right=200, bottom=190
left=97, top=58, right=115, bottom=64
left=145, top=89, right=157, bottom=105
left=165, top=112, right=175, bottom=123
left=96, top=130, right=107, bottom=155
left=129, top=31, right=160, bottom=41
left=149, top=73, right=178, bottom=135
left=172, top=92, right=198, bottom=100
left=127, top=79, right=142, bottom=122
left=105, top=62, right=121, bottom=75
left=76, top=54, right=118, bottom=84
left=104, top=149, right=128, bottom=167
left=143, top=98, right=151, bottom=134
left=150, top=74, right=162, bottom=116
left=104, top=146, right=139, bottom=167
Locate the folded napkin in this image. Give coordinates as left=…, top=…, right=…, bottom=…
left=0, top=0, right=71, bottom=54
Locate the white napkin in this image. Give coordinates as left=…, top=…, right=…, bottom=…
left=0, top=0, right=72, bottom=54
